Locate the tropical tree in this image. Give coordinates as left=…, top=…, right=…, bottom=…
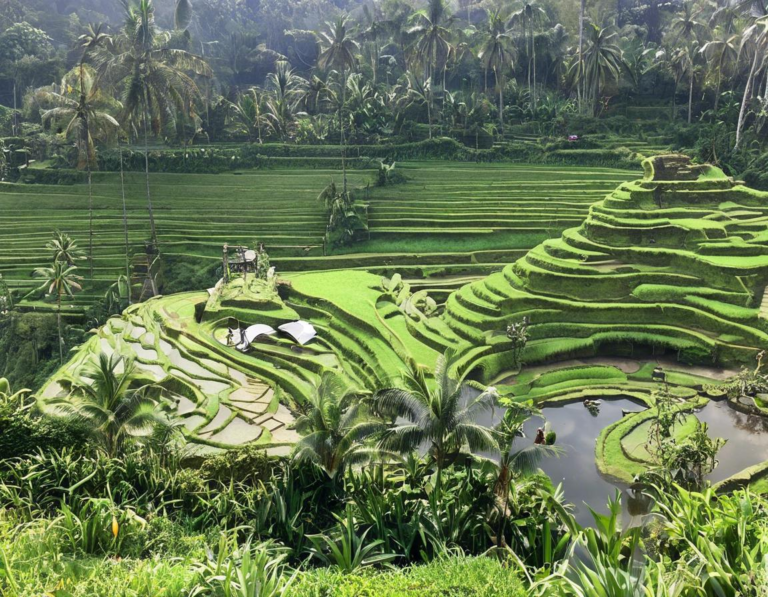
left=29, top=260, right=83, bottom=363
left=318, top=17, right=358, bottom=195
left=488, top=403, right=560, bottom=548
left=46, top=352, right=168, bottom=457
left=394, top=73, right=435, bottom=138
left=96, top=0, right=211, bottom=249
left=701, top=30, right=739, bottom=113
left=478, top=10, right=516, bottom=130
left=293, top=371, right=386, bottom=481
left=509, top=1, right=547, bottom=111
left=36, top=25, right=116, bottom=278
left=671, top=40, right=701, bottom=124
left=46, top=231, right=85, bottom=266
left=230, top=87, right=267, bottom=143
left=409, top=0, right=452, bottom=87
left=263, top=60, right=307, bottom=141
left=570, top=24, right=626, bottom=117
left=669, top=1, right=706, bottom=44
left=577, top=0, right=588, bottom=112
left=408, top=0, right=452, bottom=131
left=735, top=16, right=768, bottom=150
left=376, top=351, right=499, bottom=485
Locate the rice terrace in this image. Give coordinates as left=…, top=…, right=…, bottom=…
left=5, top=1, right=768, bottom=595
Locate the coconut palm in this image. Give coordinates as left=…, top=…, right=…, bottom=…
left=292, top=371, right=386, bottom=481
left=263, top=61, right=307, bottom=141
left=408, top=0, right=452, bottom=85
left=376, top=351, right=499, bottom=485
left=359, top=4, right=393, bottom=85
left=669, top=1, right=706, bottom=44
left=671, top=40, right=701, bottom=124
left=701, top=30, right=739, bottom=113
left=509, top=1, right=547, bottom=111
left=735, top=16, right=768, bottom=150
left=408, top=0, right=452, bottom=125
left=35, top=57, right=117, bottom=278
left=488, top=403, right=560, bottom=547
left=47, top=231, right=85, bottom=266
left=577, top=0, right=588, bottom=112
left=46, top=352, right=168, bottom=457
left=570, top=24, right=626, bottom=117
left=230, top=87, right=267, bottom=143
left=29, top=260, right=83, bottom=363
left=478, top=10, right=516, bottom=131
left=394, top=73, right=435, bottom=138
left=318, top=17, right=358, bottom=195
left=96, top=0, right=211, bottom=249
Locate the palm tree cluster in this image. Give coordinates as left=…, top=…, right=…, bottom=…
left=22, top=0, right=768, bottom=158
left=293, top=352, right=558, bottom=502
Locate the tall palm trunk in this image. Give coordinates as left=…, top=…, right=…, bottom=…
left=142, top=97, right=158, bottom=247
left=496, top=66, right=504, bottom=132
left=735, top=48, right=761, bottom=150
left=713, top=71, right=722, bottom=114
left=80, top=64, right=94, bottom=280
left=688, top=69, right=694, bottom=124
left=578, top=0, right=585, bottom=113
left=532, top=29, right=537, bottom=111
left=340, top=66, right=348, bottom=195
left=118, top=139, right=131, bottom=305
left=87, top=159, right=94, bottom=279
left=57, top=292, right=63, bottom=364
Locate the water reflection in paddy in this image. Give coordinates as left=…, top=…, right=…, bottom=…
left=514, top=399, right=768, bottom=525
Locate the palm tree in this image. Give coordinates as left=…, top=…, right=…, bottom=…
left=701, top=30, right=739, bottom=113
left=394, top=73, right=435, bottom=139
left=318, top=17, right=358, bottom=195
left=29, top=260, right=83, bottom=363
left=263, top=61, right=307, bottom=141
left=46, top=352, right=168, bottom=457
left=293, top=371, right=386, bottom=481
left=47, top=231, right=85, bottom=266
left=230, top=87, right=267, bottom=143
left=570, top=24, right=626, bottom=117
left=478, top=10, right=516, bottom=131
left=509, top=1, right=547, bottom=111
left=669, top=1, right=706, bottom=44
left=735, top=17, right=768, bottom=150
left=96, top=0, right=211, bottom=249
left=409, top=0, right=452, bottom=88
left=577, top=0, right=588, bottom=112
left=671, top=41, right=701, bottom=124
left=409, top=0, right=453, bottom=124
left=359, top=4, right=393, bottom=85
left=376, top=351, right=499, bottom=485
left=36, top=55, right=117, bottom=279
left=488, top=403, right=560, bottom=548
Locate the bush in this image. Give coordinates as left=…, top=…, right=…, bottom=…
left=0, top=398, right=88, bottom=460
left=199, top=442, right=278, bottom=484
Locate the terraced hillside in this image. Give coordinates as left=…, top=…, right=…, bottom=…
left=38, top=270, right=423, bottom=454
left=0, top=163, right=636, bottom=310
left=360, top=162, right=637, bottom=281
left=0, top=169, right=369, bottom=306
left=425, top=155, right=768, bottom=380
